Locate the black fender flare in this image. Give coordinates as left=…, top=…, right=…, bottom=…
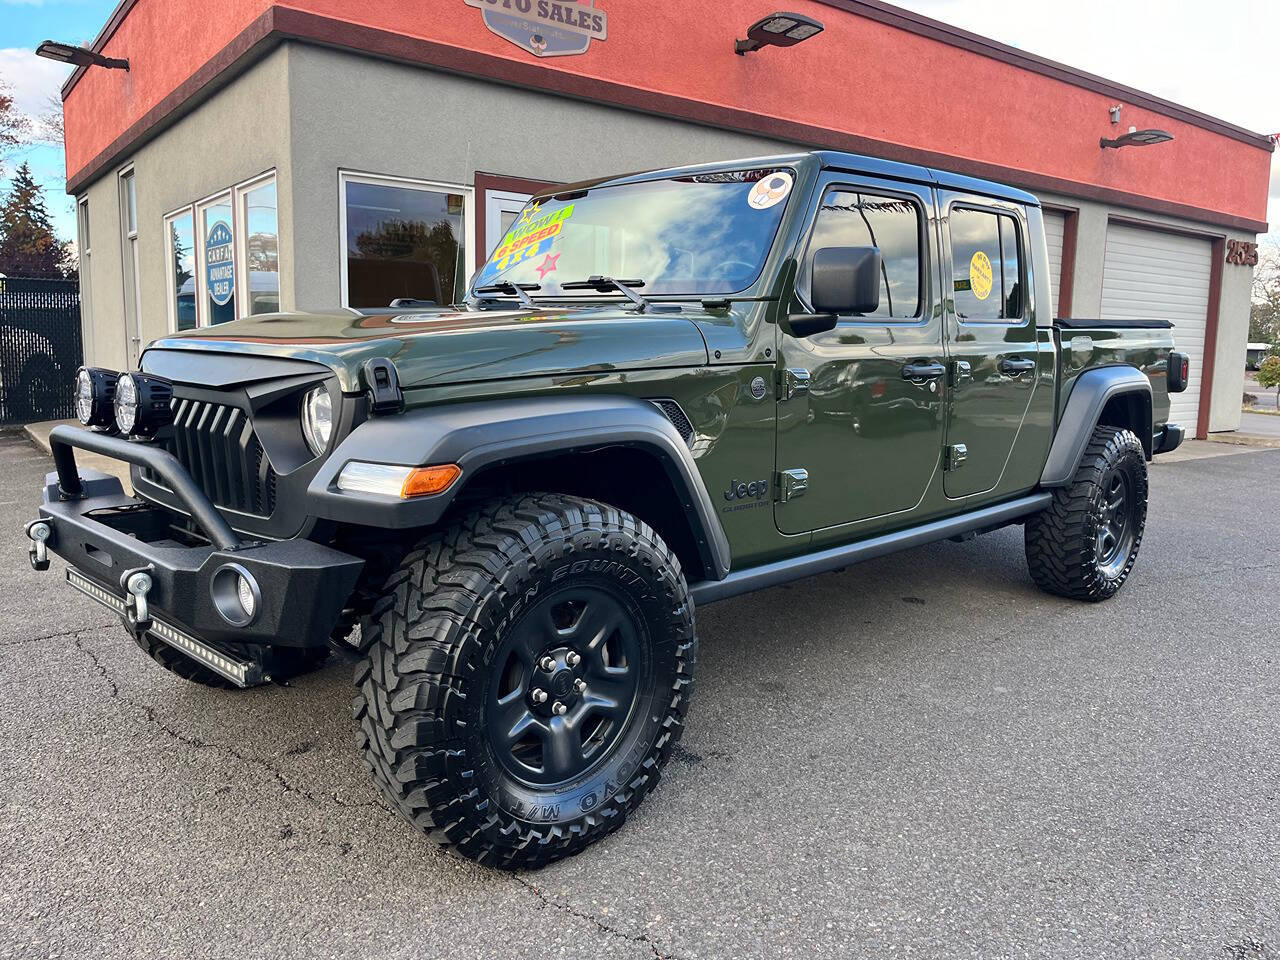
left=1040, top=366, right=1152, bottom=487
left=307, top=395, right=732, bottom=580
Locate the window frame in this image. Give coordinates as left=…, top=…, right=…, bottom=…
left=794, top=181, right=930, bottom=326
left=193, top=189, right=235, bottom=328
left=947, top=202, right=1029, bottom=327
left=337, top=169, right=476, bottom=309
left=233, top=170, right=281, bottom=317
left=162, top=204, right=196, bottom=334
left=77, top=196, right=94, bottom=358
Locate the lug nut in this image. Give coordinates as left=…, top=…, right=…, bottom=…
left=573, top=678, right=587, bottom=694
left=551, top=701, right=568, bottom=716
left=566, top=651, right=581, bottom=667
left=531, top=688, right=548, bottom=704
left=539, top=656, right=556, bottom=671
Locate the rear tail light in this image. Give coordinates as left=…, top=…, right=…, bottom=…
left=1168, top=351, right=1190, bottom=393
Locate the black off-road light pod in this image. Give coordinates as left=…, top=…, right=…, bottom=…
left=119, top=372, right=175, bottom=438
left=75, top=366, right=119, bottom=429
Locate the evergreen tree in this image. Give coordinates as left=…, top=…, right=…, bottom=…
left=0, top=162, right=75, bottom=279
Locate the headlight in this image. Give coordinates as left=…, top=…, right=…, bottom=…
left=114, top=372, right=173, bottom=437
left=75, top=366, right=117, bottom=429
left=301, top=386, right=333, bottom=457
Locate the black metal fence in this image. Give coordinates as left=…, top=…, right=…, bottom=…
left=0, top=277, right=83, bottom=425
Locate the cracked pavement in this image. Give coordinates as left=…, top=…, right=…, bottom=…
left=2, top=431, right=1280, bottom=959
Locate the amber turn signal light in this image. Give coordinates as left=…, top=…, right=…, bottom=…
left=401, top=464, right=462, bottom=498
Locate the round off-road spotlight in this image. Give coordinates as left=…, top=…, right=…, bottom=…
left=114, top=372, right=174, bottom=437
left=211, top=563, right=260, bottom=627
left=74, top=366, right=118, bottom=429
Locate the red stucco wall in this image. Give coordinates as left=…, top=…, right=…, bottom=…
left=62, top=0, right=1272, bottom=225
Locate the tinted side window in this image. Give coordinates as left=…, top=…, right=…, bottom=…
left=800, top=190, right=922, bottom=319
left=950, top=207, right=1024, bottom=321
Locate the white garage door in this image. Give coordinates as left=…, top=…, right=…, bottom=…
left=1043, top=211, right=1066, bottom=319
left=1100, top=223, right=1211, bottom=430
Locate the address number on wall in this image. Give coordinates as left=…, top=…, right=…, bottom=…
left=1225, top=239, right=1259, bottom=266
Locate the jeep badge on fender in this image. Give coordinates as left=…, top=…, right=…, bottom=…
left=29, top=150, right=1185, bottom=870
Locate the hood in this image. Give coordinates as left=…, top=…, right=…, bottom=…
left=144, top=304, right=710, bottom=393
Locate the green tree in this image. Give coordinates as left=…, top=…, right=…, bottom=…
left=1252, top=241, right=1280, bottom=350
left=1258, top=356, right=1280, bottom=408
left=0, top=162, right=75, bottom=279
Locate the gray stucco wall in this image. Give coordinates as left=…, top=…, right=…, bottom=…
left=73, top=38, right=1256, bottom=433
left=77, top=46, right=294, bottom=368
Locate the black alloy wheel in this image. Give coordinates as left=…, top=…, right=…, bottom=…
left=488, top=586, right=645, bottom=787
left=1095, top=468, right=1136, bottom=579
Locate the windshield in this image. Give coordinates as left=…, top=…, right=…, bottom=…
left=472, top=167, right=796, bottom=298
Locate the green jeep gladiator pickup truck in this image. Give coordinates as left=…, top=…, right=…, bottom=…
left=27, top=151, right=1189, bottom=868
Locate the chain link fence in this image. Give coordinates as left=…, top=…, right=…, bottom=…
left=0, top=277, right=83, bottom=425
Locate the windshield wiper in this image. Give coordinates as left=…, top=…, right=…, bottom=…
left=560, top=276, right=649, bottom=312
left=473, top=281, right=540, bottom=309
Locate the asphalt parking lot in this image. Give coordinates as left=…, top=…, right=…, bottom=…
left=2, top=433, right=1279, bottom=960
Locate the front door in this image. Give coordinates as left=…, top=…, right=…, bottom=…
left=485, top=190, right=533, bottom=258
left=775, top=174, right=946, bottom=535
left=939, top=195, right=1040, bottom=499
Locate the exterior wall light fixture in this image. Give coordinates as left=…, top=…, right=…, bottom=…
left=735, top=12, right=825, bottom=55
left=1101, top=128, right=1174, bottom=149
left=35, top=40, right=128, bottom=71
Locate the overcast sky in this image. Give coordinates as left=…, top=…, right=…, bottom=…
left=1, top=0, right=1276, bottom=249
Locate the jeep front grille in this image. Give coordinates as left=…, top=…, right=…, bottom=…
left=146, top=398, right=277, bottom=518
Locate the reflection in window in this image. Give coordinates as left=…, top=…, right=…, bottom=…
left=168, top=211, right=196, bottom=331
left=201, top=200, right=235, bottom=324
left=241, top=179, right=279, bottom=315
left=800, top=190, right=921, bottom=318
left=950, top=208, right=1023, bottom=322
left=344, top=179, right=465, bottom=308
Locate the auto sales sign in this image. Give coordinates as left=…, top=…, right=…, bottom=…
left=463, top=0, right=607, bottom=58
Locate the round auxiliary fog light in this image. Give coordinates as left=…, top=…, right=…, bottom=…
left=210, top=563, right=261, bottom=627
left=75, top=366, right=118, bottom=429
left=114, top=373, right=139, bottom=435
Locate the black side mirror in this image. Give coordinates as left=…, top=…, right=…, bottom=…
left=811, top=246, right=881, bottom=316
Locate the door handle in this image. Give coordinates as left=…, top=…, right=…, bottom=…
left=902, top=362, right=945, bottom=381
left=998, top=357, right=1036, bottom=375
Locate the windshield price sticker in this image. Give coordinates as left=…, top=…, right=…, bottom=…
left=747, top=172, right=793, bottom=210
left=490, top=204, right=576, bottom=273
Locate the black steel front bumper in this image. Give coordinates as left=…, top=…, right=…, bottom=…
left=29, top=426, right=363, bottom=682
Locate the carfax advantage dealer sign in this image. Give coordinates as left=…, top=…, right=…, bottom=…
left=463, top=0, right=607, bottom=58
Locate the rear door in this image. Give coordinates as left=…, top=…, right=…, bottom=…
left=774, top=172, right=945, bottom=535
left=940, top=194, right=1041, bottom=500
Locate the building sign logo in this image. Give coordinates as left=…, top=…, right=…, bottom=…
left=463, top=0, right=607, bottom=58
left=205, top=221, right=234, bottom=307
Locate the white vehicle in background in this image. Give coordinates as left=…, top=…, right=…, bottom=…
left=1246, top=343, right=1274, bottom=371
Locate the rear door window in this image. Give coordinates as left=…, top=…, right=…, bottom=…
left=950, top=207, right=1024, bottom=322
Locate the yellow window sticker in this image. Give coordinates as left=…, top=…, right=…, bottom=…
left=969, top=250, right=993, bottom=301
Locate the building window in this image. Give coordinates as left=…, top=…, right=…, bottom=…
left=164, top=208, right=196, bottom=331
left=77, top=197, right=94, bottom=358
left=237, top=174, right=279, bottom=315
left=950, top=207, right=1025, bottom=322
left=340, top=172, right=472, bottom=309
left=799, top=189, right=923, bottom=319
left=197, top=193, right=235, bottom=324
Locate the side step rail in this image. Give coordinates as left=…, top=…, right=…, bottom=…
left=66, top=568, right=265, bottom=687
left=689, top=492, right=1052, bottom=606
